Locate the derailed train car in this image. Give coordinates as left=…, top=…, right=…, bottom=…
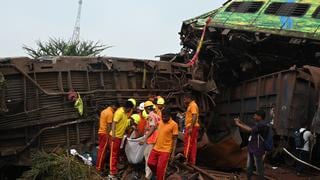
left=0, top=56, right=216, bottom=166
left=176, top=0, right=320, bottom=167
left=179, top=0, right=320, bottom=84
left=214, top=67, right=319, bottom=137
left=1, top=56, right=319, bottom=170
left=2, top=0, right=320, bottom=171
left=211, top=67, right=320, bottom=157
left=198, top=66, right=320, bottom=168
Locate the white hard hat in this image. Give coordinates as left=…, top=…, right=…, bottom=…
left=138, top=102, right=145, bottom=111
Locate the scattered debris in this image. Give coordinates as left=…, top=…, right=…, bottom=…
left=70, top=149, right=93, bottom=166
left=18, top=151, right=102, bottom=180
left=2, top=1, right=320, bottom=179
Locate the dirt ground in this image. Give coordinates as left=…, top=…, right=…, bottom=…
left=229, top=164, right=320, bottom=180
left=193, top=162, right=320, bottom=180
left=262, top=164, right=320, bottom=180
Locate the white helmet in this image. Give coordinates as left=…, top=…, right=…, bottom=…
left=138, top=102, right=145, bottom=111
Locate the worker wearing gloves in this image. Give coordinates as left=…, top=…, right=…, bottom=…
left=148, top=108, right=178, bottom=180
left=139, top=101, right=160, bottom=179
left=183, top=93, right=200, bottom=165
left=108, top=100, right=134, bottom=179
left=96, top=101, right=119, bottom=173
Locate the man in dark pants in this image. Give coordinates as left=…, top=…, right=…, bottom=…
left=234, top=110, right=268, bottom=180
left=295, top=125, right=313, bottom=175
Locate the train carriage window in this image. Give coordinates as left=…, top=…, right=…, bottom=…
left=312, top=6, right=320, bottom=19
left=264, top=2, right=310, bottom=17
left=225, top=1, right=264, bottom=13
left=225, top=2, right=242, bottom=12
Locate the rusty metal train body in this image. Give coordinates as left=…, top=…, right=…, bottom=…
left=177, top=0, right=320, bottom=165
left=0, top=56, right=319, bottom=167
left=1, top=0, right=320, bottom=173
left=212, top=67, right=318, bottom=138
left=201, top=66, right=320, bottom=167
left=0, top=56, right=213, bottom=165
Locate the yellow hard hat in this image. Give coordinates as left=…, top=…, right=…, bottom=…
left=156, top=96, right=165, bottom=105
left=144, top=100, right=154, bottom=108
left=142, top=110, right=148, bottom=119
left=128, top=98, right=136, bottom=107
left=131, top=114, right=140, bottom=124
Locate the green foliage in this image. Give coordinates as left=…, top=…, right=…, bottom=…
left=23, top=38, right=110, bottom=58
left=18, top=151, right=101, bottom=180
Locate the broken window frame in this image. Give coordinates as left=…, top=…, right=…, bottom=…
left=264, top=2, right=310, bottom=17
left=225, top=1, right=264, bottom=14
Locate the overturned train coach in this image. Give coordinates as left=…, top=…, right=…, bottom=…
left=0, top=56, right=216, bottom=166
left=2, top=0, right=320, bottom=169
left=1, top=56, right=320, bottom=169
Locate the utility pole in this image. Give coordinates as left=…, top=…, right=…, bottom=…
left=71, top=0, right=83, bottom=43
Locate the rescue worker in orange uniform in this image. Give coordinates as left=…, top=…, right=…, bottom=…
left=183, top=93, right=200, bottom=165
left=96, top=101, right=119, bottom=172
left=139, top=101, right=160, bottom=179
left=108, top=100, right=134, bottom=179
left=148, top=108, right=178, bottom=180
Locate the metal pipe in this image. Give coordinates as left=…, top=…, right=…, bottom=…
left=283, top=148, right=320, bottom=171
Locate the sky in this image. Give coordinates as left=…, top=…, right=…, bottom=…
left=0, top=0, right=225, bottom=59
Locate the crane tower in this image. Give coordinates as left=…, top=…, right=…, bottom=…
left=71, top=0, right=83, bottom=43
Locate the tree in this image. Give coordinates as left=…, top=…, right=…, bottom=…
left=23, top=38, right=110, bottom=58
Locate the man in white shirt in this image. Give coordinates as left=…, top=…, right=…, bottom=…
left=296, top=126, right=313, bottom=174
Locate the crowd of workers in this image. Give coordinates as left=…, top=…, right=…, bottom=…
left=94, top=93, right=314, bottom=180
left=95, top=93, right=199, bottom=180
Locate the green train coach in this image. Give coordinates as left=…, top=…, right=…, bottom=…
left=192, top=0, right=320, bottom=40
left=180, top=0, right=320, bottom=83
